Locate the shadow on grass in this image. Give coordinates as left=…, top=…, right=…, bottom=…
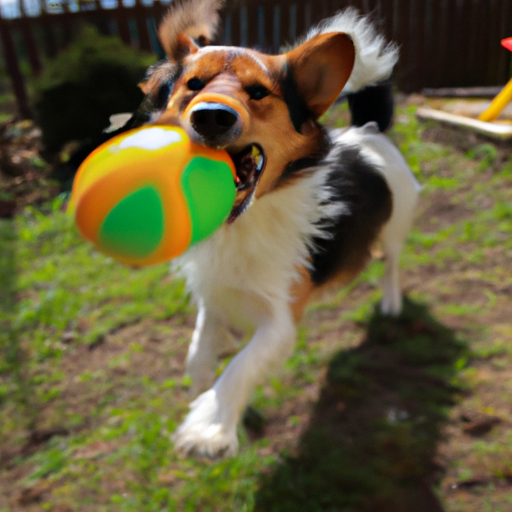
left=255, top=299, right=467, bottom=512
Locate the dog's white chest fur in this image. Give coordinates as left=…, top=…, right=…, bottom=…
left=175, top=168, right=336, bottom=326
left=171, top=165, right=342, bottom=458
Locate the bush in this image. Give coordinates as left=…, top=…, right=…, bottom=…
left=34, top=25, right=156, bottom=152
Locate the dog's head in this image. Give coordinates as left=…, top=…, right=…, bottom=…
left=140, top=0, right=355, bottom=220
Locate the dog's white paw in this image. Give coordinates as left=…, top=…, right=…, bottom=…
left=172, top=389, right=238, bottom=458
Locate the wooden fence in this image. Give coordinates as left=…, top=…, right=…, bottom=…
left=1, top=0, right=512, bottom=118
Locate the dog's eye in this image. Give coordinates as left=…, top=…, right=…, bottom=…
left=187, top=78, right=205, bottom=91
left=246, top=84, right=269, bottom=100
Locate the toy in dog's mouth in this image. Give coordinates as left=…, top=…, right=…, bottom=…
left=227, top=143, right=266, bottom=222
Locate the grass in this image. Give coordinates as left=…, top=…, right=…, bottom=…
left=1, top=100, right=512, bottom=511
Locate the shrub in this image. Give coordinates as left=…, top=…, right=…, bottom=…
left=34, top=25, right=156, bottom=152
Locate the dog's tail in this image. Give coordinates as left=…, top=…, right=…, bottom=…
left=305, top=8, right=398, bottom=131
left=307, top=8, right=398, bottom=94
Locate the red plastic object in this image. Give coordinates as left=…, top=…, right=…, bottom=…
left=501, top=37, right=512, bottom=52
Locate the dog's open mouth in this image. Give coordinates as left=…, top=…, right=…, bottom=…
left=230, top=144, right=265, bottom=190
left=227, top=143, right=266, bottom=222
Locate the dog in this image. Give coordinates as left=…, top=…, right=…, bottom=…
left=123, top=0, right=420, bottom=458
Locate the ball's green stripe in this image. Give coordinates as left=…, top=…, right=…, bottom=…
left=99, top=185, right=164, bottom=259
left=180, top=157, right=236, bottom=245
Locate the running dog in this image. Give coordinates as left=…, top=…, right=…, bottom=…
left=124, top=0, right=420, bottom=458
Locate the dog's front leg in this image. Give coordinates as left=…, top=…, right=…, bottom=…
left=186, top=302, right=237, bottom=398
left=173, top=306, right=296, bottom=458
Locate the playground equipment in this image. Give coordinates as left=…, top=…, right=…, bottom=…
left=418, top=37, right=512, bottom=140
left=478, top=38, right=512, bottom=122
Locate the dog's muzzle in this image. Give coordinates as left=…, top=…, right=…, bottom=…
left=182, top=94, right=264, bottom=223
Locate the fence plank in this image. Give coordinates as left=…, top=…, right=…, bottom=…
left=303, top=1, right=312, bottom=33
left=278, top=1, right=289, bottom=48
left=464, top=0, right=479, bottom=85
left=39, top=14, right=58, bottom=57
left=393, top=0, right=411, bottom=91
left=475, top=0, right=491, bottom=86
left=431, top=0, right=449, bottom=89
left=19, top=17, right=42, bottom=75
left=115, top=3, right=133, bottom=46
left=486, top=0, right=501, bottom=85
left=294, top=1, right=306, bottom=41
left=245, top=2, right=259, bottom=47
left=502, top=0, right=512, bottom=82
left=271, top=3, right=280, bottom=52
left=255, top=4, right=266, bottom=49
left=418, top=0, right=431, bottom=90
left=60, top=0, right=74, bottom=46
left=448, top=0, right=466, bottom=87
left=0, top=19, right=32, bottom=117
left=262, top=2, right=273, bottom=51
left=379, top=0, right=394, bottom=41
left=230, top=4, right=241, bottom=46
left=494, top=0, right=512, bottom=85
left=134, top=1, right=152, bottom=52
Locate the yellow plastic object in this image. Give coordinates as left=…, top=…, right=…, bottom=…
left=478, top=37, right=512, bottom=122
left=478, top=77, right=512, bottom=122
left=69, top=126, right=236, bottom=266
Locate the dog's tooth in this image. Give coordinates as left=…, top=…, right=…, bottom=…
left=250, top=144, right=264, bottom=172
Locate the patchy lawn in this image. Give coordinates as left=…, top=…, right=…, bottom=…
left=1, top=99, right=512, bottom=511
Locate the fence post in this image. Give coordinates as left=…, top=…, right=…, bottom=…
left=0, top=19, right=32, bottom=118
left=134, top=0, right=152, bottom=52
left=116, top=1, right=133, bottom=47
left=19, top=0, right=43, bottom=76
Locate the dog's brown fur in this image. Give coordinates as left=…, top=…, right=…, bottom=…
left=142, top=14, right=355, bottom=213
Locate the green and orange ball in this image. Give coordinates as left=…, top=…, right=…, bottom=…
left=69, top=126, right=236, bottom=266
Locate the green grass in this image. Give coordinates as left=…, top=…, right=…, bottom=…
left=1, top=102, right=512, bottom=511
left=11, top=200, right=189, bottom=345
left=0, top=201, right=189, bottom=454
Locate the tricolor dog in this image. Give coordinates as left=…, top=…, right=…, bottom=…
left=122, top=0, right=420, bottom=457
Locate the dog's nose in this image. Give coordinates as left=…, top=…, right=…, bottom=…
left=190, top=103, right=239, bottom=140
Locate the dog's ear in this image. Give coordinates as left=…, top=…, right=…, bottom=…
left=286, top=33, right=355, bottom=118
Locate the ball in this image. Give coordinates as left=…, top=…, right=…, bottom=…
left=69, top=126, right=236, bottom=266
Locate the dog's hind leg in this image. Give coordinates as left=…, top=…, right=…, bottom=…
left=186, top=302, right=236, bottom=398
left=347, top=128, right=420, bottom=316
left=378, top=170, right=419, bottom=316
left=379, top=234, right=404, bottom=316
left=377, top=167, right=419, bottom=316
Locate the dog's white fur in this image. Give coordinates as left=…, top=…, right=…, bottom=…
left=172, top=122, right=419, bottom=457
